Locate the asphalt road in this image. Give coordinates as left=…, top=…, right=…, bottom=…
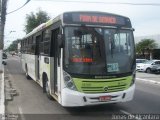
left=4, top=56, right=160, bottom=120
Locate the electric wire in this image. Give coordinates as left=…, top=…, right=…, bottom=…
left=7, top=0, right=31, bottom=15
left=33, top=0, right=160, bottom=6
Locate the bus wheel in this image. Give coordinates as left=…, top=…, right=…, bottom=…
left=44, top=77, right=53, bottom=100
left=25, top=65, right=31, bottom=79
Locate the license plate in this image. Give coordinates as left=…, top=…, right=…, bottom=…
left=99, top=96, right=111, bottom=101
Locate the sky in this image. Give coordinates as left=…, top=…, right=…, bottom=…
left=4, top=0, right=160, bottom=48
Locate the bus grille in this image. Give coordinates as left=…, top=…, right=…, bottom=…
left=73, top=77, right=132, bottom=93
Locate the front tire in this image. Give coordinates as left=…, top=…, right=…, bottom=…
left=44, top=77, right=53, bottom=100
left=146, top=68, right=151, bottom=73
left=25, top=65, right=31, bottom=79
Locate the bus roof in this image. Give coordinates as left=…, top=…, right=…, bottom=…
left=24, top=15, right=61, bottom=39
left=23, top=11, right=132, bottom=39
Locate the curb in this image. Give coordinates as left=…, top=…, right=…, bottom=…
left=136, top=78, right=160, bottom=85
left=0, top=66, right=5, bottom=120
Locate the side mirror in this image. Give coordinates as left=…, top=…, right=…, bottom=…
left=58, top=34, right=64, bottom=48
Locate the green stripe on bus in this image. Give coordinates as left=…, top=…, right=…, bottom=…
left=73, top=76, right=132, bottom=93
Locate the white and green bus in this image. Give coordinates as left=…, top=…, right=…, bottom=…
left=20, top=11, right=136, bottom=107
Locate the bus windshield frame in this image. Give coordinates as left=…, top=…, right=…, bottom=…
left=63, top=25, right=135, bottom=77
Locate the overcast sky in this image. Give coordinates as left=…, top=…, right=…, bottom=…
left=4, top=0, right=160, bottom=48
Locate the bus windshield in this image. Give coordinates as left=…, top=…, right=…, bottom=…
left=64, top=26, right=135, bottom=76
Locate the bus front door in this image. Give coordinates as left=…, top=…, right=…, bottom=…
left=50, top=28, right=60, bottom=95
left=35, top=35, right=41, bottom=81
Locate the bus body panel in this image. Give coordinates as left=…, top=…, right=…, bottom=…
left=21, top=54, right=36, bottom=81
left=27, top=54, right=36, bottom=80
left=61, top=84, right=135, bottom=107
left=39, top=55, right=51, bottom=86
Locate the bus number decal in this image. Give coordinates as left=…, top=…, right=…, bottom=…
left=107, top=63, right=119, bottom=72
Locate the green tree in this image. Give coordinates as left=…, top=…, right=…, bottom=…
left=136, top=39, right=158, bottom=59
left=24, top=9, right=50, bottom=34
left=7, top=39, right=20, bottom=52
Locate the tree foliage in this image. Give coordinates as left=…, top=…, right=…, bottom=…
left=24, top=9, right=50, bottom=34
left=7, top=39, right=20, bottom=52
left=136, top=39, right=158, bottom=58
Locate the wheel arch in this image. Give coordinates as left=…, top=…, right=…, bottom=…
left=42, top=72, right=48, bottom=92
left=146, top=67, right=151, bottom=73
left=25, top=63, right=28, bottom=72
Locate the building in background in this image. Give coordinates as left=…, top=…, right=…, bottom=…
left=17, top=42, right=21, bottom=53
left=135, top=34, right=160, bottom=59
left=135, top=34, right=160, bottom=48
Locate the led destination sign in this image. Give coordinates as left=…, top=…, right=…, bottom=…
left=79, top=15, right=116, bottom=24
left=63, top=12, right=131, bottom=27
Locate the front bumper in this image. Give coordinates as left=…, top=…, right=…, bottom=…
left=136, top=67, right=146, bottom=72
left=61, top=84, right=135, bottom=107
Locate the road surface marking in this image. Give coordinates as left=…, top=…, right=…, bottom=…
left=120, top=110, right=142, bottom=120
left=18, top=106, right=26, bottom=120
left=136, top=78, right=160, bottom=85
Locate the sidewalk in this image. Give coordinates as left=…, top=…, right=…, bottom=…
left=0, top=66, right=5, bottom=119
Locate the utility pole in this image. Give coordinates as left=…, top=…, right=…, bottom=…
left=0, top=0, right=8, bottom=72
left=0, top=0, right=2, bottom=72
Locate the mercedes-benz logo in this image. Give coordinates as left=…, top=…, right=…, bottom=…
left=104, top=87, right=108, bottom=91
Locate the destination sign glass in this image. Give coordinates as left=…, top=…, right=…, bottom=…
left=63, top=12, right=131, bottom=27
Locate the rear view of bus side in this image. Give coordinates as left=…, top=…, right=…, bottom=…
left=20, top=11, right=136, bottom=107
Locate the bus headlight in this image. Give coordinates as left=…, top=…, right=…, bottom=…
left=63, top=71, right=77, bottom=90
left=130, top=70, right=136, bottom=86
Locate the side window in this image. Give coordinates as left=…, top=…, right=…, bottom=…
left=40, top=29, right=51, bottom=55
left=44, top=41, right=50, bottom=54
left=31, top=36, right=36, bottom=54
left=20, top=40, right=23, bottom=53
left=40, top=42, right=44, bottom=54
left=44, top=29, right=50, bottom=41
left=51, top=28, right=60, bottom=57
left=24, top=36, right=35, bottom=54
left=155, top=61, right=160, bottom=65
left=31, top=44, right=36, bottom=54
left=154, top=61, right=158, bottom=65
left=24, top=39, right=27, bottom=53
left=35, top=35, right=41, bottom=55
left=26, top=39, right=29, bottom=53
left=40, top=32, right=44, bottom=54
left=28, top=37, right=31, bottom=54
